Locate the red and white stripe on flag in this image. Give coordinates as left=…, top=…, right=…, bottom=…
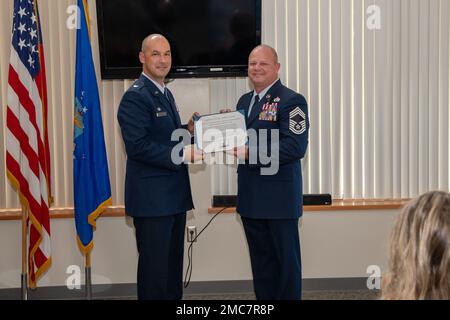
left=6, top=0, right=52, bottom=288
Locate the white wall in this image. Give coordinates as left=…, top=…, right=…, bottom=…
left=0, top=208, right=398, bottom=288
left=0, top=79, right=398, bottom=289
left=2, top=0, right=423, bottom=290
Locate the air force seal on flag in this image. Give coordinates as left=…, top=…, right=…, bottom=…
left=289, top=107, right=306, bottom=135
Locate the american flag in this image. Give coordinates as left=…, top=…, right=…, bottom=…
left=6, top=0, right=52, bottom=288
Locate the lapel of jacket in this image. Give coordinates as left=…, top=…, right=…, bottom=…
left=247, top=79, right=283, bottom=127
left=238, top=92, right=253, bottom=127
left=140, top=75, right=179, bottom=127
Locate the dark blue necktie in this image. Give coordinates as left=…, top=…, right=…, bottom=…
left=164, top=87, right=170, bottom=101
left=164, top=88, right=180, bottom=126
left=164, top=88, right=175, bottom=115
left=248, top=94, right=260, bottom=117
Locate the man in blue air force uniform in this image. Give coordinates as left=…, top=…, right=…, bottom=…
left=228, top=45, right=310, bottom=300
left=117, top=34, right=203, bottom=300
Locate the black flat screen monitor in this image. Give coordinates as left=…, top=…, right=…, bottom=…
left=96, top=0, right=262, bottom=79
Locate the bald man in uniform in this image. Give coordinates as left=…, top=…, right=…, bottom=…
left=117, top=34, right=203, bottom=300
left=228, top=45, right=309, bottom=300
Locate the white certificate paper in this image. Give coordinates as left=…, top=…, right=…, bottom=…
left=194, top=111, right=247, bottom=153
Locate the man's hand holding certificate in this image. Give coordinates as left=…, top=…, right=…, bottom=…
left=194, top=110, right=247, bottom=154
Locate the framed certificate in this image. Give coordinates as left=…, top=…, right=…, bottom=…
left=194, top=111, right=247, bottom=153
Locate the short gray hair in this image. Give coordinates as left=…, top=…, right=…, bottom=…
left=251, top=44, right=279, bottom=63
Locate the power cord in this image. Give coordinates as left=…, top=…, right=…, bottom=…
left=183, top=207, right=228, bottom=288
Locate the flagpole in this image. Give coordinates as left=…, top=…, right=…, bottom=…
left=21, top=205, right=28, bottom=300
left=85, top=252, right=92, bottom=300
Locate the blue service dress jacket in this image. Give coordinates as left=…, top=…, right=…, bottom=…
left=236, top=80, right=309, bottom=220
left=117, top=74, right=194, bottom=217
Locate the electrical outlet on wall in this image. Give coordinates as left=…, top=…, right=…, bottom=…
left=187, top=226, right=197, bottom=243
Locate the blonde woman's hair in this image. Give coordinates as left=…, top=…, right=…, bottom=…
left=381, top=191, right=450, bottom=299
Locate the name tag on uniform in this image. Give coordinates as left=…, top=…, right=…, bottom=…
left=156, top=111, right=168, bottom=118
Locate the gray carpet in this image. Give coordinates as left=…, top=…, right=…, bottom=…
left=183, top=290, right=379, bottom=300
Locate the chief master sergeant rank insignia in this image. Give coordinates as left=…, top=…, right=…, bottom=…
left=289, top=107, right=307, bottom=135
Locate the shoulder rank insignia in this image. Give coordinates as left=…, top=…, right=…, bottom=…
left=132, top=81, right=143, bottom=89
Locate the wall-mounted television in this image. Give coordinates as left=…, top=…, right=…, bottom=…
left=96, top=0, right=262, bottom=80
